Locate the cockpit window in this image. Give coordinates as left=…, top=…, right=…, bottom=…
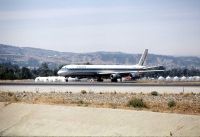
left=61, top=66, right=68, bottom=70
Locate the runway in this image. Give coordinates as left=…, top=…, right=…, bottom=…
left=0, top=82, right=200, bottom=93
left=1, top=81, right=200, bottom=86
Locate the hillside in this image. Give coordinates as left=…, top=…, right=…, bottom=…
left=0, top=44, right=200, bottom=69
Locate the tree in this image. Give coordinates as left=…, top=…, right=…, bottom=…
left=20, top=67, right=32, bottom=79
left=38, top=63, right=53, bottom=76
left=31, top=68, right=39, bottom=78
left=0, top=63, right=19, bottom=79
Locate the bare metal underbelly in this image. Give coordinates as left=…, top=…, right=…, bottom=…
left=66, top=72, right=97, bottom=77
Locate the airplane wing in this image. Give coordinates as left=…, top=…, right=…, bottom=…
left=145, top=65, right=165, bottom=70
left=97, top=64, right=165, bottom=80
left=137, top=70, right=165, bottom=73
left=98, top=69, right=164, bottom=75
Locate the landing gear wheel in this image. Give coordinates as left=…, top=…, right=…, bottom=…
left=111, top=78, right=118, bottom=82
left=97, top=77, right=103, bottom=82
left=65, top=77, right=68, bottom=82
left=89, top=79, right=95, bottom=82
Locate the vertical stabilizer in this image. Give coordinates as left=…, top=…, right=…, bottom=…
left=138, top=49, right=148, bottom=66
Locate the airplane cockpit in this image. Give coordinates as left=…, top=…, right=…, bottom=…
left=57, top=66, right=68, bottom=76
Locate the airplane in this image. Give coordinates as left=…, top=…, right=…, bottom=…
left=57, top=49, right=165, bottom=82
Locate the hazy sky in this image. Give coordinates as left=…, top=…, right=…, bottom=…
left=0, top=0, right=200, bottom=56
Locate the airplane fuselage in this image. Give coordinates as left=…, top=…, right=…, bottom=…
left=58, top=65, right=145, bottom=78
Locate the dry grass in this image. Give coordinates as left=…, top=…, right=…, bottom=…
left=0, top=91, right=199, bottom=115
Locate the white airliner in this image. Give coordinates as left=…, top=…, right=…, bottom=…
left=57, top=49, right=165, bottom=82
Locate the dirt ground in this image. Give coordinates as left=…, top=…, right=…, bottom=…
left=0, top=91, right=199, bottom=115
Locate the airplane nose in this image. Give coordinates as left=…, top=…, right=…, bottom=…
left=57, top=68, right=67, bottom=76
left=57, top=70, right=62, bottom=76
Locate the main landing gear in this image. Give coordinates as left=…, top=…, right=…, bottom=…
left=111, top=78, right=122, bottom=82
left=97, top=77, right=103, bottom=82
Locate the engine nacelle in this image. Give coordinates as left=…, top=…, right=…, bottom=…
left=110, top=74, right=121, bottom=79
left=130, top=72, right=140, bottom=80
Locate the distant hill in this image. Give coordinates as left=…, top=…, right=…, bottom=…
left=0, top=44, right=200, bottom=69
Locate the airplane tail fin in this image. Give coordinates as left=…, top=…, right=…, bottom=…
left=138, top=49, right=148, bottom=66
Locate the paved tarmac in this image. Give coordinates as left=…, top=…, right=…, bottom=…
left=0, top=103, right=199, bottom=136
left=1, top=83, right=200, bottom=93
left=1, top=81, right=200, bottom=86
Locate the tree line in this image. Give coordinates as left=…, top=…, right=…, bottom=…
left=0, top=62, right=200, bottom=80
left=0, top=63, right=60, bottom=80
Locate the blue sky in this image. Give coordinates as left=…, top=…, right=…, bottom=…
left=0, top=0, right=200, bottom=56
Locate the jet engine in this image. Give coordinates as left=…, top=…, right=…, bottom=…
left=110, top=74, right=120, bottom=79
left=130, top=72, right=140, bottom=80
left=110, top=74, right=121, bottom=82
